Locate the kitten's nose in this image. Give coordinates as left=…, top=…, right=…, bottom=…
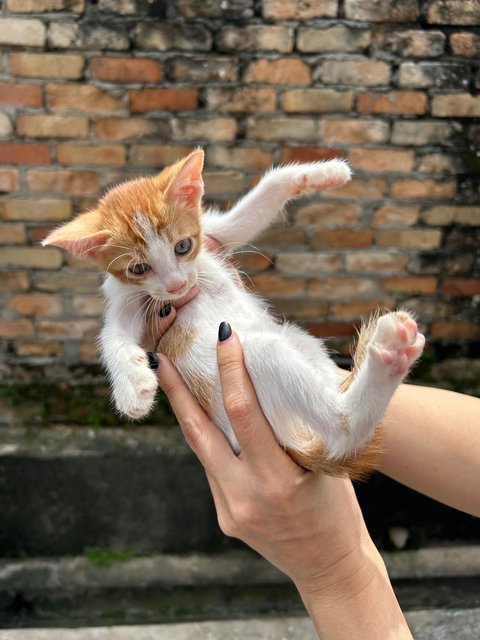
left=167, top=281, right=187, bottom=295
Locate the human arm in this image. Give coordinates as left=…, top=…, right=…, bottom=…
left=155, top=329, right=413, bottom=640
left=379, top=383, right=480, bottom=516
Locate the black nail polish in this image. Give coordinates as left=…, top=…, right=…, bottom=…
left=218, top=321, right=232, bottom=342
left=147, top=351, right=159, bottom=371
left=158, top=303, right=171, bottom=318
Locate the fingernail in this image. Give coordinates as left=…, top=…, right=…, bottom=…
left=147, top=351, right=159, bottom=371
left=218, top=321, right=232, bottom=342
left=158, top=303, right=171, bottom=318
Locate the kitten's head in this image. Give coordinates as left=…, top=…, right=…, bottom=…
left=43, top=149, right=204, bottom=302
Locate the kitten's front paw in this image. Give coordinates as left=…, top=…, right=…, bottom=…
left=368, top=311, right=425, bottom=378
left=292, top=160, right=351, bottom=196
left=113, top=349, right=158, bottom=419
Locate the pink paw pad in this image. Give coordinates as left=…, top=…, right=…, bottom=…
left=370, top=312, right=425, bottom=378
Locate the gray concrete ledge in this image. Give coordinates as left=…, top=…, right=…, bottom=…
left=0, top=609, right=479, bottom=640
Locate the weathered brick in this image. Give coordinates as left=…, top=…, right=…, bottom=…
left=134, top=23, right=212, bottom=52
left=48, top=83, right=125, bottom=113
left=330, top=178, right=388, bottom=200
left=416, top=153, right=463, bottom=175
left=432, top=94, right=480, bottom=118
left=377, top=29, right=445, bottom=57
left=297, top=26, right=371, bottom=53
left=48, top=22, right=129, bottom=51
left=171, top=117, right=238, bottom=142
left=1, top=198, right=71, bottom=221
left=244, top=59, right=311, bottom=84
left=14, top=341, right=65, bottom=358
left=381, top=276, right=438, bottom=294
left=207, top=146, right=274, bottom=170
left=256, top=227, right=306, bottom=247
left=283, top=89, right=353, bottom=113
left=9, top=294, right=63, bottom=316
left=0, top=143, right=50, bottom=165
left=98, top=0, right=135, bottom=13
left=0, top=169, right=20, bottom=192
left=171, top=56, right=238, bottom=83
left=249, top=273, right=306, bottom=296
left=372, top=203, right=420, bottom=226
left=442, top=279, right=480, bottom=296
left=27, top=169, right=99, bottom=195
left=281, top=147, right=347, bottom=163
left=0, top=113, right=13, bottom=137
left=357, top=91, right=427, bottom=115
left=345, top=0, right=420, bottom=22
left=276, top=252, right=341, bottom=275
left=216, top=25, right=294, bottom=53
left=308, top=277, right=375, bottom=298
left=422, top=205, right=480, bottom=226
left=246, top=117, right=316, bottom=142
left=206, top=88, right=276, bottom=113
left=376, top=229, right=442, bottom=249
left=269, top=299, right=329, bottom=320
left=430, top=321, right=480, bottom=339
left=33, top=270, right=101, bottom=292
left=130, top=144, right=194, bottom=167
left=312, top=229, right=373, bottom=249
left=398, top=62, right=469, bottom=89
left=391, top=178, right=456, bottom=199
left=0, top=319, right=34, bottom=338
left=78, top=339, right=99, bottom=361
left=94, top=118, right=158, bottom=141
left=295, top=202, right=360, bottom=227
left=204, top=171, right=250, bottom=196
left=9, top=53, right=84, bottom=79
left=391, top=121, right=461, bottom=146
left=0, top=222, right=26, bottom=244
left=320, top=118, right=389, bottom=144
left=72, top=295, right=104, bottom=316
left=427, top=0, right=480, bottom=25
left=130, top=88, right=198, bottom=113
left=0, top=270, right=29, bottom=292
left=17, top=115, right=89, bottom=139
left=0, top=82, right=42, bottom=107
left=450, top=32, right=480, bottom=57
left=57, top=144, right=126, bottom=167
left=332, top=298, right=395, bottom=319
left=263, top=0, right=338, bottom=19
left=177, top=0, right=254, bottom=19
left=6, top=0, right=85, bottom=12
left=346, top=252, right=408, bottom=272
left=0, top=247, right=63, bottom=269
left=349, top=148, right=414, bottom=172
left=90, top=57, right=162, bottom=83
left=38, top=319, right=100, bottom=339
left=0, top=18, right=46, bottom=47
left=318, top=60, right=390, bottom=86
left=304, top=322, right=357, bottom=339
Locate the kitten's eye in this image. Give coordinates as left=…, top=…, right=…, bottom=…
left=174, top=238, right=192, bottom=256
left=128, top=263, right=152, bottom=276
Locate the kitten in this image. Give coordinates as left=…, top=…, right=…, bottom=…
left=43, top=149, right=425, bottom=478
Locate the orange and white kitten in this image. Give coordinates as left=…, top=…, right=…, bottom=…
left=43, top=150, right=424, bottom=477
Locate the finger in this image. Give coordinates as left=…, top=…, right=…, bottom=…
left=156, top=354, right=235, bottom=476
left=216, top=324, right=289, bottom=468
left=142, top=304, right=177, bottom=351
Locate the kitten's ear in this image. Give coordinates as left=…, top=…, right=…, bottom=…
left=42, top=211, right=110, bottom=258
left=165, top=149, right=204, bottom=208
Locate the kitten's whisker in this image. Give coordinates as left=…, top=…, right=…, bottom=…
left=106, top=252, right=133, bottom=272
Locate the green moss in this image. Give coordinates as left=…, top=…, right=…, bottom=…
left=83, top=546, right=137, bottom=568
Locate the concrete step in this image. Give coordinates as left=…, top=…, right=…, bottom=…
left=1, top=610, right=480, bottom=640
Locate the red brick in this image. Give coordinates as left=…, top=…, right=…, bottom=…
left=130, top=144, right=194, bottom=167
left=304, top=322, right=357, bottom=338
left=376, top=229, right=442, bottom=249
left=263, top=0, right=338, bottom=19
left=130, top=88, right=198, bottom=112
left=349, top=148, right=414, bottom=172
left=256, top=227, right=306, bottom=247
left=431, top=321, right=480, bottom=339
left=0, top=169, right=20, bottom=192
left=320, top=118, right=389, bottom=144
left=329, top=178, right=388, bottom=200
left=9, top=294, right=63, bottom=316
left=9, top=53, right=84, bottom=79
left=0, top=319, right=34, bottom=338
left=233, top=252, right=273, bottom=272
left=442, top=279, right=480, bottom=296
left=269, top=299, right=329, bottom=320
left=308, top=277, right=375, bottom=298
left=0, top=143, right=50, bottom=165
left=450, top=32, right=480, bottom=58
left=94, top=117, right=158, bottom=141
left=0, top=222, right=26, bottom=244
left=57, top=144, right=126, bottom=167
left=281, top=146, right=346, bottom=163
left=0, top=82, right=42, bottom=107
left=248, top=273, right=306, bottom=296
left=312, top=229, right=373, bottom=249
left=1, top=198, right=72, bottom=221
left=17, top=114, right=89, bottom=139
left=381, top=276, right=438, bottom=294
left=0, top=246, right=63, bottom=269
left=357, top=91, right=427, bottom=115
left=91, top=57, right=162, bottom=83
left=27, top=169, right=99, bottom=194
left=295, top=202, right=360, bottom=227
left=0, top=270, right=29, bottom=291
left=244, top=59, right=311, bottom=84
left=48, top=83, right=125, bottom=113
left=391, top=178, right=456, bottom=199
left=372, top=203, right=420, bottom=226
left=332, top=299, right=395, bottom=319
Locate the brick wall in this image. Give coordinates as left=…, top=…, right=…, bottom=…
left=0, top=0, right=479, bottom=387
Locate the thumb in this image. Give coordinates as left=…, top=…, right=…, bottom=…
left=142, top=303, right=176, bottom=351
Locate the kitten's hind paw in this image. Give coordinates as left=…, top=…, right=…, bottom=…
left=291, top=159, right=351, bottom=197
left=369, top=311, right=425, bottom=378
